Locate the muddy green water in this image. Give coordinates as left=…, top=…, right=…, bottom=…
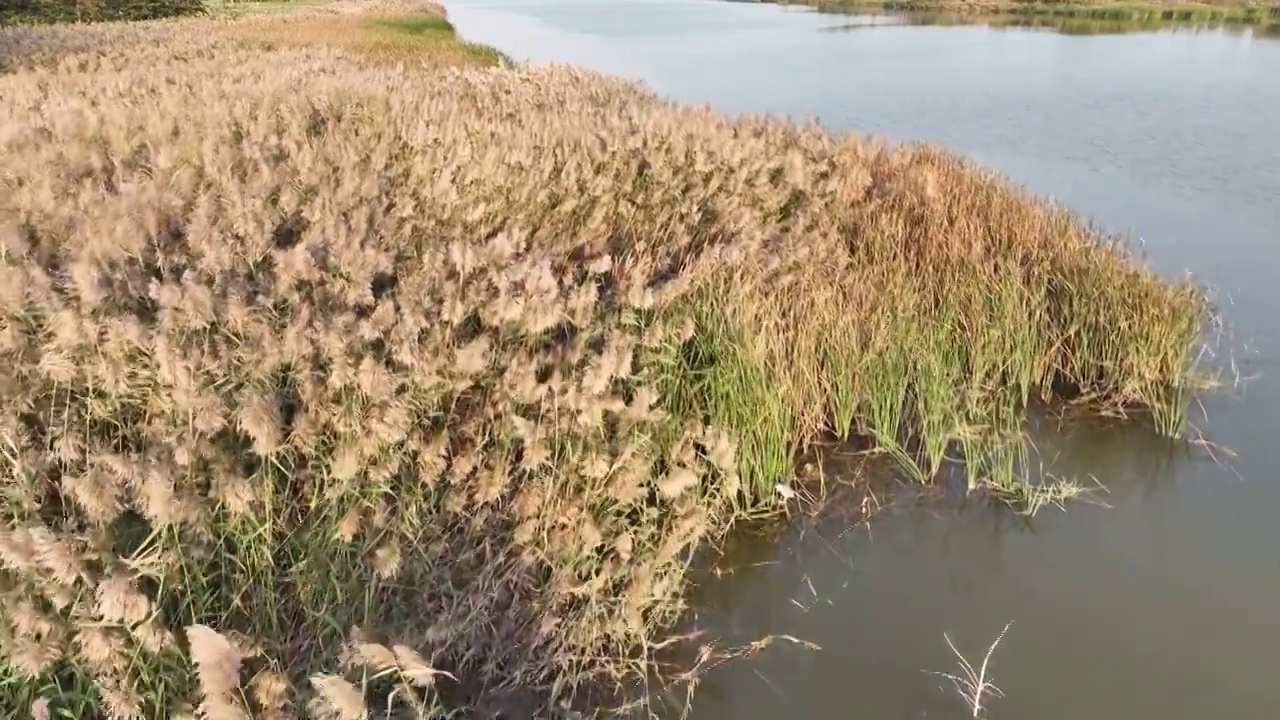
left=446, top=2, right=1280, bottom=717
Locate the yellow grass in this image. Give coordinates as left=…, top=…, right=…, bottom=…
left=220, top=0, right=509, bottom=69
left=0, top=1, right=1208, bottom=717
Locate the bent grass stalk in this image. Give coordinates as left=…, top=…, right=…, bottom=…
left=924, top=620, right=1014, bottom=719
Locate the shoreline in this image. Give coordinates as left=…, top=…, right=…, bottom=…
left=0, top=2, right=1212, bottom=718
left=776, top=0, right=1280, bottom=22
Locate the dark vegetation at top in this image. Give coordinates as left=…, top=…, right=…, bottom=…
left=1, top=0, right=206, bottom=25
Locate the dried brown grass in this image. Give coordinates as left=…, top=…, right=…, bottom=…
left=0, top=1, right=1207, bottom=717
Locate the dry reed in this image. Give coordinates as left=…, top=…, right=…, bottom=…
left=0, top=1, right=1207, bottom=717
left=924, top=621, right=1014, bottom=718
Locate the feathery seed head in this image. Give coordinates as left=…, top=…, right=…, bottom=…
left=352, top=640, right=397, bottom=673
left=74, top=624, right=127, bottom=674
left=656, top=466, right=700, bottom=500
left=95, top=574, right=151, bottom=626
left=251, top=670, right=293, bottom=720
left=391, top=644, right=453, bottom=688
left=308, top=674, right=366, bottom=720
left=98, top=680, right=144, bottom=720
left=185, top=624, right=243, bottom=700
left=369, top=542, right=401, bottom=580
left=238, top=395, right=282, bottom=456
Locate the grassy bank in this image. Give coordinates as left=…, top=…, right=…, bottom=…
left=785, top=0, right=1280, bottom=23
left=0, top=1, right=1208, bottom=718
left=220, top=1, right=508, bottom=68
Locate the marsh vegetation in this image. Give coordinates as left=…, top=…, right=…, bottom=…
left=774, top=0, right=1280, bottom=32
left=0, top=1, right=1210, bottom=717
left=0, top=0, right=205, bottom=25
left=818, top=11, right=1280, bottom=34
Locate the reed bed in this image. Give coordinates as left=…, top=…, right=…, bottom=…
left=0, top=3, right=1207, bottom=717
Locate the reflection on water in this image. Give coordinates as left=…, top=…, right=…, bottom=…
left=683, top=410, right=1242, bottom=720
left=444, top=2, right=1280, bottom=719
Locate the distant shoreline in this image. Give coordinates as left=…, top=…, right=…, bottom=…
left=771, top=0, right=1280, bottom=22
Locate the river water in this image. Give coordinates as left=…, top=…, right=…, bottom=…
left=444, top=2, right=1280, bottom=718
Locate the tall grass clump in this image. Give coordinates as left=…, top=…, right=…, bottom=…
left=0, top=2, right=1207, bottom=717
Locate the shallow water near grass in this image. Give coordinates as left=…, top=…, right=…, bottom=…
left=446, top=1, right=1280, bottom=717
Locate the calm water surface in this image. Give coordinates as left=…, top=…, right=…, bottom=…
left=446, top=2, right=1280, bottom=717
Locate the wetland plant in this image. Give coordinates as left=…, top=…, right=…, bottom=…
left=0, top=3, right=1209, bottom=716
left=925, top=620, right=1014, bottom=718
